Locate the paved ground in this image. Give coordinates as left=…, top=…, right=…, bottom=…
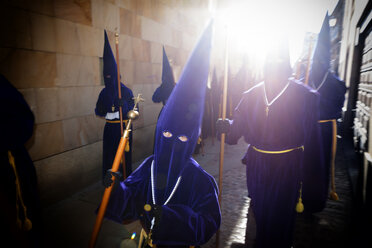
left=292, top=136, right=353, bottom=248
left=41, top=135, right=359, bottom=248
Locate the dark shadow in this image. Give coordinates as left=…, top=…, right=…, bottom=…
left=230, top=243, right=247, bottom=248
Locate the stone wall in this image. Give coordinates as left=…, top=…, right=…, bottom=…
left=0, top=0, right=212, bottom=206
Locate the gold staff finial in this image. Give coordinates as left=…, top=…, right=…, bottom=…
left=115, top=32, right=119, bottom=44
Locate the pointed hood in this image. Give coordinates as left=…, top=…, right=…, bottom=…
left=263, top=36, right=292, bottom=83
left=310, top=12, right=331, bottom=86
left=152, top=21, right=213, bottom=204
left=161, top=46, right=175, bottom=87
left=234, top=58, right=249, bottom=91
left=103, top=30, right=118, bottom=98
left=152, top=47, right=176, bottom=104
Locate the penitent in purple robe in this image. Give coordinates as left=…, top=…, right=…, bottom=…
left=225, top=79, right=324, bottom=248
left=101, top=22, right=220, bottom=247
left=104, top=156, right=220, bottom=247
left=302, top=13, right=347, bottom=213
left=302, top=71, right=346, bottom=213
left=95, top=31, right=135, bottom=180
left=315, top=73, right=346, bottom=195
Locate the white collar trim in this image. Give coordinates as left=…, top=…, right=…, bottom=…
left=263, top=81, right=290, bottom=107
left=150, top=160, right=182, bottom=206
left=312, top=70, right=329, bottom=91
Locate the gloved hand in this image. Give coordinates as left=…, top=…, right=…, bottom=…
left=103, top=169, right=124, bottom=188
left=216, top=118, right=231, bottom=134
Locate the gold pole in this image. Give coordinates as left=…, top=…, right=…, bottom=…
left=89, top=128, right=130, bottom=248
left=115, top=32, right=127, bottom=179
left=304, top=35, right=315, bottom=85
left=216, top=25, right=229, bottom=248
left=89, top=96, right=143, bottom=248
left=210, top=87, right=215, bottom=145
left=329, top=119, right=339, bottom=200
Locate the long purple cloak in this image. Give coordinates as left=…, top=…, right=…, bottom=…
left=303, top=72, right=346, bottom=213
left=226, top=79, right=324, bottom=248
left=101, top=22, right=221, bottom=247
left=104, top=156, right=221, bottom=246
left=302, top=12, right=347, bottom=213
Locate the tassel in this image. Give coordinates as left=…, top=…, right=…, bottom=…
left=23, top=217, right=32, bottom=231
left=296, top=198, right=304, bottom=213
left=296, top=181, right=304, bottom=213
left=8, top=151, right=32, bottom=232
left=330, top=191, right=339, bottom=201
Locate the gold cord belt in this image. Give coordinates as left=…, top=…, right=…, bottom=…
left=252, top=145, right=304, bottom=154
left=251, top=145, right=306, bottom=212
left=105, top=119, right=128, bottom=124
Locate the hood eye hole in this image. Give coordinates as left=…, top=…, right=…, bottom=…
left=163, top=131, right=173, bottom=138
left=178, top=135, right=188, bottom=142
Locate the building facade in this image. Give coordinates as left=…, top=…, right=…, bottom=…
left=337, top=0, right=371, bottom=209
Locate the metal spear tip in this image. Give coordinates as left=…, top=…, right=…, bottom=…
left=127, top=110, right=139, bottom=120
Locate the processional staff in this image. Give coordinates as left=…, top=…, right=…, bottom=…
left=89, top=94, right=144, bottom=248
left=216, top=25, right=229, bottom=248
left=304, top=34, right=315, bottom=85
left=115, top=32, right=128, bottom=179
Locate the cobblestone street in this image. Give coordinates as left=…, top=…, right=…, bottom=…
left=292, top=136, right=353, bottom=248
left=42, top=136, right=357, bottom=248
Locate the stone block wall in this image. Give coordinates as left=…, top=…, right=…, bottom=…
left=0, top=0, right=212, bottom=206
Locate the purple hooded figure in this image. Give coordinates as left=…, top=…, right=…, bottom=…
left=217, top=37, right=324, bottom=247
left=95, top=30, right=135, bottom=182
left=302, top=12, right=347, bottom=213
left=102, top=21, right=221, bottom=247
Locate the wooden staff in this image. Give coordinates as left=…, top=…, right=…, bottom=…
left=216, top=25, right=229, bottom=248
left=115, top=32, right=127, bottom=179
left=295, top=59, right=302, bottom=80
left=89, top=95, right=143, bottom=248
left=304, top=35, right=315, bottom=85
left=210, top=85, right=215, bottom=145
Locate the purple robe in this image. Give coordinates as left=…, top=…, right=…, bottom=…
left=104, top=155, right=221, bottom=247
left=225, top=79, right=323, bottom=248
left=102, top=22, right=221, bottom=247
left=95, top=84, right=134, bottom=180
left=303, top=72, right=346, bottom=213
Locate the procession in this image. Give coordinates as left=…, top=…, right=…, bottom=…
left=1, top=0, right=371, bottom=248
